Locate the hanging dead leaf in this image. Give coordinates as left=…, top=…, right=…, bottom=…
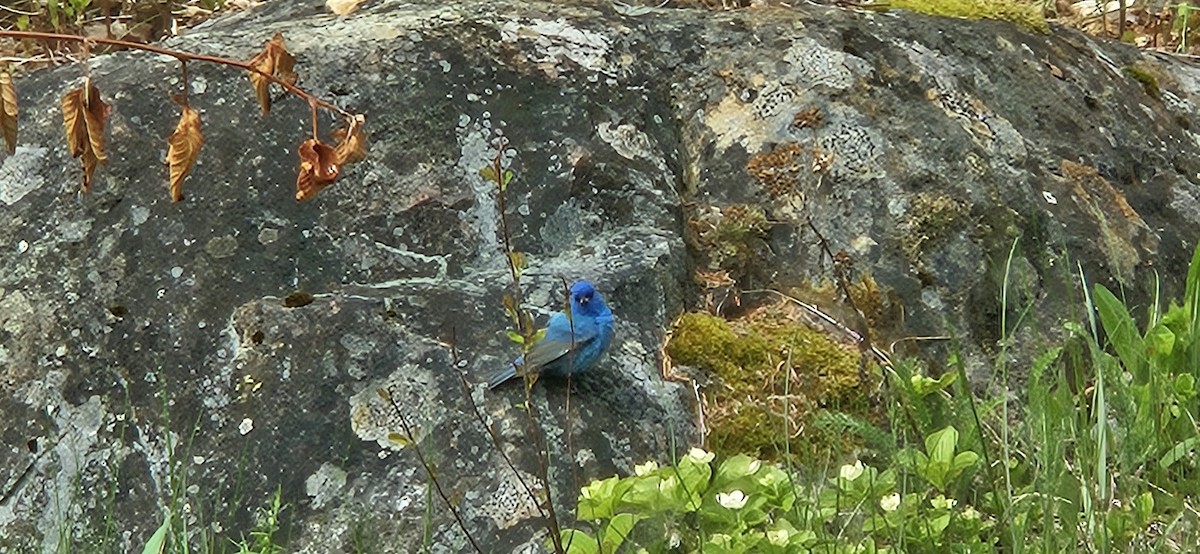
left=295, top=138, right=340, bottom=201
left=166, top=106, right=204, bottom=202
left=246, top=32, right=297, bottom=115
left=0, top=72, right=17, bottom=154
left=326, top=0, right=367, bottom=15
left=61, top=79, right=111, bottom=192
left=331, top=118, right=368, bottom=165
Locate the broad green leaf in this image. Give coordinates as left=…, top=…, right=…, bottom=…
left=951, top=451, right=980, bottom=474
left=1184, top=241, right=1200, bottom=332
left=928, top=512, right=952, bottom=538
left=1094, top=284, right=1147, bottom=383
left=1175, top=373, right=1196, bottom=397
left=141, top=515, right=170, bottom=554
left=577, top=475, right=624, bottom=521
left=1159, top=436, right=1200, bottom=469
left=926, top=426, right=959, bottom=466
left=601, top=513, right=640, bottom=552
left=715, top=455, right=761, bottom=482
left=1145, top=322, right=1176, bottom=362
left=560, top=529, right=600, bottom=554
left=506, top=330, right=524, bottom=344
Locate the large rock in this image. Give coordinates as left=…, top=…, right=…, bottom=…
left=0, top=0, right=1196, bottom=551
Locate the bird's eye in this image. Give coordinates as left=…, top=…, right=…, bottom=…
left=579, top=294, right=590, bottom=304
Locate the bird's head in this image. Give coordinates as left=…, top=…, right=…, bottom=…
left=569, top=280, right=605, bottom=315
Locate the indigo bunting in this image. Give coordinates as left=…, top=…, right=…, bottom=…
left=487, top=280, right=615, bottom=389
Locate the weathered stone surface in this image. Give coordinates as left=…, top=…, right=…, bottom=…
left=1, top=0, right=1198, bottom=552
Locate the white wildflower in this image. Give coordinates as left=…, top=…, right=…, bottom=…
left=716, top=490, right=748, bottom=510
left=880, top=493, right=901, bottom=512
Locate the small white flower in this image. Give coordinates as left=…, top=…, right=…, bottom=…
left=962, top=505, right=980, bottom=520
left=658, top=475, right=678, bottom=493
left=839, top=460, right=865, bottom=481
left=747, top=459, right=761, bottom=474
left=880, top=493, right=901, bottom=512
left=238, top=417, right=254, bottom=435
left=634, top=460, right=659, bottom=476
left=767, top=528, right=790, bottom=546
left=716, top=490, right=748, bottom=510
left=931, top=494, right=957, bottom=510
left=688, top=447, right=715, bottom=463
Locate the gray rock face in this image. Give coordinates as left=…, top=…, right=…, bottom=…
left=0, top=0, right=1196, bottom=551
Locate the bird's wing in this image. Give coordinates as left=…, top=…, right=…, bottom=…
left=521, top=338, right=577, bottom=371
left=524, top=312, right=598, bottom=371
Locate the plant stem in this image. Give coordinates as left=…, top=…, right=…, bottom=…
left=0, top=30, right=353, bottom=120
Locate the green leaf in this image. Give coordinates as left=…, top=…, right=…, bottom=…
left=479, top=165, right=499, bottom=183
left=715, top=455, right=761, bottom=482
left=1175, top=373, right=1196, bottom=397
left=1146, top=322, right=1177, bottom=362
left=928, top=512, right=951, bottom=538
left=506, top=330, right=525, bottom=344
left=1134, top=491, right=1154, bottom=526
left=1094, top=284, right=1148, bottom=383
left=925, top=426, right=959, bottom=466
left=910, top=370, right=957, bottom=396
left=141, top=515, right=170, bottom=554
left=1159, top=436, right=1200, bottom=469
left=386, top=432, right=411, bottom=448
left=577, top=475, right=628, bottom=521
left=560, top=529, right=600, bottom=554
left=502, top=169, right=515, bottom=188
left=1184, top=241, right=1200, bottom=329
left=951, top=451, right=979, bottom=474
left=601, top=513, right=640, bottom=551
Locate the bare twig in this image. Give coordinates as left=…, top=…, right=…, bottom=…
left=445, top=327, right=548, bottom=523
left=0, top=30, right=354, bottom=120
left=380, top=387, right=485, bottom=554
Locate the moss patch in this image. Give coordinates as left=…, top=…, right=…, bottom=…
left=901, top=192, right=970, bottom=263
left=691, top=204, right=772, bottom=284
left=1122, top=64, right=1161, bottom=100
left=889, top=0, right=1049, bottom=34
left=666, top=306, right=877, bottom=463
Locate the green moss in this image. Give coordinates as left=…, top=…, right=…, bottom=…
left=901, top=193, right=969, bottom=263
left=1123, top=65, right=1161, bottom=100
left=690, top=204, right=772, bottom=286
left=889, top=0, right=1049, bottom=34
left=667, top=309, right=875, bottom=463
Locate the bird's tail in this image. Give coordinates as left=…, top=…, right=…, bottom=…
left=487, top=363, right=519, bottom=389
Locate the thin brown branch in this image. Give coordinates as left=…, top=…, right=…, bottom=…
left=0, top=30, right=352, bottom=120
left=381, top=387, right=485, bottom=554
left=179, top=60, right=189, bottom=107
left=443, top=327, right=550, bottom=524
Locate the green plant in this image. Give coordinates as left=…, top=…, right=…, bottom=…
left=231, top=487, right=286, bottom=554
left=562, top=436, right=992, bottom=554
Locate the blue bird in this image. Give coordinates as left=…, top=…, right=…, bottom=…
left=488, top=280, right=615, bottom=389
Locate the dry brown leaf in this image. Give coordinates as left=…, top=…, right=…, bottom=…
left=332, top=118, right=367, bottom=165
left=61, top=79, right=111, bottom=192
left=0, top=72, right=17, bottom=154
left=326, top=0, right=367, bottom=15
left=246, top=33, right=297, bottom=115
left=167, top=106, right=204, bottom=202
left=296, top=138, right=340, bottom=201
left=62, top=88, right=87, bottom=158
